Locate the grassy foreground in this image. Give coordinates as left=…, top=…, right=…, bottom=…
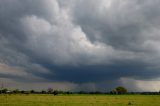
left=0, top=94, right=159, bottom=106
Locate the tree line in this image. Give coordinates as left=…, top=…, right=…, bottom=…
left=0, top=86, right=160, bottom=95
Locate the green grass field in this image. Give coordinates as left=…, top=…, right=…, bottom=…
left=0, top=94, right=159, bottom=106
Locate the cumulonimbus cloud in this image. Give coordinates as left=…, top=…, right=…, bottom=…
left=0, top=0, right=160, bottom=91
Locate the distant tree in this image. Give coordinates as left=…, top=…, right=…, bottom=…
left=53, top=90, right=59, bottom=95
left=30, top=90, right=35, bottom=94
left=41, top=90, right=46, bottom=94
left=115, top=86, right=127, bottom=94
left=79, top=91, right=86, bottom=94
left=21, top=90, right=25, bottom=94
left=110, top=89, right=118, bottom=94
left=0, top=89, right=2, bottom=94
left=1, top=88, right=8, bottom=94
left=66, top=91, right=72, bottom=94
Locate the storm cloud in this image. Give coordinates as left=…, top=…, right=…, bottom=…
left=0, top=0, right=160, bottom=91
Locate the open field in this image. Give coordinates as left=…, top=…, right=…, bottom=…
left=0, top=94, right=159, bottom=106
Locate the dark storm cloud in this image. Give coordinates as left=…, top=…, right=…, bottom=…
left=42, top=61, right=160, bottom=83
left=72, top=0, right=160, bottom=51
left=0, top=0, right=160, bottom=91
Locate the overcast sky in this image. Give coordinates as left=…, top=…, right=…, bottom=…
left=0, top=0, right=160, bottom=91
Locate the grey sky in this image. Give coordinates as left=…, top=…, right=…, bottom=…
left=0, top=0, right=160, bottom=91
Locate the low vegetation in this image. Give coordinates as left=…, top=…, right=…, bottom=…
left=0, top=94, right=160, bottom=106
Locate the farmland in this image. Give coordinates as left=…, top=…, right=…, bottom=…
left=0, top=94, right=159, bottom=106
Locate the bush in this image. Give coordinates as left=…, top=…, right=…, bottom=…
left=111, top=86, right=127, bottom=94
